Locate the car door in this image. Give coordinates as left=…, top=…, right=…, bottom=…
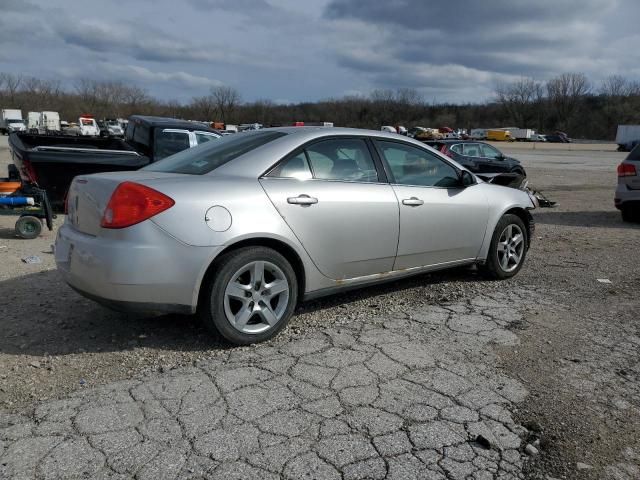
left=260, top=137, right=399, bottom=280
left=478, top=143, right=510, bottom=172
left=373, top=139, right=489, bottom=269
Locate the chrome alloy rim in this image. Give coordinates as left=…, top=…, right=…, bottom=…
left=497, top=224, right=525, bottom=272
left=223, top=261, right=290, bottom=334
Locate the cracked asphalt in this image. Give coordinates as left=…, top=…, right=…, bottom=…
left=1, top=290, right=536, bottom=480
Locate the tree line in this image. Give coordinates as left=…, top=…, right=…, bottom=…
left=1, top=71, right=639, bottom=140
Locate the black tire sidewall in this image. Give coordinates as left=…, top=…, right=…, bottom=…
left=16, top=216, right=42, bottom=239
left=201, top=247, right=298, bottom=345
left=484, top=214, right=528, bottom=279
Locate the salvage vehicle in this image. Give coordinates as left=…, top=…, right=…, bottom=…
left=78, top=115, right=99, bottom=136
left=486, top=130, right=513, bottom=142
left=615, top=125, right=640, bottom=152
left=615, top=143, right=640, bottom=222
left=423, top=139, right=526, bottom=177
left=55, top=127, right=536, bottom=345
left=9, top=115, right=221, bottom=207
left=1, top=109, right=26, bottom=135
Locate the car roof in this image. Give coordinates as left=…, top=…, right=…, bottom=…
left=129, top=115, right=216, bottom=132
left=425, top=139, right=482, bottom=144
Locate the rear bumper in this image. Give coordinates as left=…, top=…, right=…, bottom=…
left=614, top=184, right=640, bottom=209
left=55, top=222, right=221, bottom=314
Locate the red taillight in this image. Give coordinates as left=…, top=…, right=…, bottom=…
left=22, top=159, right=38, bottom=183
left=101, top=182, right=174, bottom=229
left=618, top=163, right=637, bottom=177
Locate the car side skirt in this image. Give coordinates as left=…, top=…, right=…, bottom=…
left=303, top=258, right=477, bottom=301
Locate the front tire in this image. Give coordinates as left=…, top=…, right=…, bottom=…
left=200, top=247, right=298, bottom=345
left=480, top=214, right=528, bottom=279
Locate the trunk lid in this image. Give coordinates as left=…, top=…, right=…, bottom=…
left=66, top=171, right=180, bottom=236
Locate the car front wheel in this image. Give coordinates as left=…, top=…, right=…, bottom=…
left=200, top=246, right=298, bottom=345
left=480, top=214, right=528, bottom=279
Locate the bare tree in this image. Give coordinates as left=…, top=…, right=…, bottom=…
left=2, top=73, right=23, bottom=104
left=546, top=72, right=590, bottom=130
left=494, top=77, right=544, bottom=128
left=210, top=86, right=241, bottom=123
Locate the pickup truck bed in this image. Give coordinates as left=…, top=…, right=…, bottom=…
left=9, top=133, right=150, bottom=207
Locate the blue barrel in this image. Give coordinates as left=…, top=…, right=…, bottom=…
left=0, top=196, right=35, bottom=206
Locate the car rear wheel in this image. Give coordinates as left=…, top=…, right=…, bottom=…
left=480, top=214, right=528, bottom=279
left=621, top=206, right=639, bottom=223
left=200, top=246, right=298, bottom=345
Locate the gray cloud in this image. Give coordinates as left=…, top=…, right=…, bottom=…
left=1, top=0, right=639, bottom=103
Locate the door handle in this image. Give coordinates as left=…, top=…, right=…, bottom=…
left=287, top=194, right=318, bottom=205
left=402, top=197, right=424, bottom=206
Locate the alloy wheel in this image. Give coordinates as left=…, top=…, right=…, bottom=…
left=223, top=260, right=290, bottom=334
left=497, top=224, right=525, bottom=273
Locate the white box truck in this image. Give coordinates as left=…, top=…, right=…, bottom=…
left=615, top=125, right=640, bottom=151
left=510, top=128, right=535, bottom=141
left=1, top=109, right=26, bottom=135
left=27, top=111, right=40, bottom=130
left=39, top=111, right=61, bottom=133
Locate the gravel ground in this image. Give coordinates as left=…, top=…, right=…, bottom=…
left=0, top=136, right=638, bottom=479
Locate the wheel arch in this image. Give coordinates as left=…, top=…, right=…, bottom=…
left=196, top=236, right=307, bottom=311
left=502, top=207, right=534, bottom=248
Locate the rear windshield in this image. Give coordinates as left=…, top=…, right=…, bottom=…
left=627, top=144, right=640, bottom=161
left=144, top=131, right=286, bottom=175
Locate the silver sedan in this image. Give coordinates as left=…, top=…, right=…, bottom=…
left=55, top=127, right=535, bottom=345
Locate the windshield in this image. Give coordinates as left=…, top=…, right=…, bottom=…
left=145, top=131, right=286, bottom=175
left=8, top=119, right=24, bottom=124
left=81, top=118, right=94, bottom=125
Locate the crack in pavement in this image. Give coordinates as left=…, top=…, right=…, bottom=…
left=0, top=289, right=541, bottom=480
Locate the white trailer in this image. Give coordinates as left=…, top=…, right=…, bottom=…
left=615, top=125, right=640, bottom=151
left=510, top=128, right=535, bottom=141
left=469, top=128, right=487, bottom=140
left=1, top=109, right=26, bottom=134
left=27, top=112, right=40, bottom=130
left=39, top=111, right=61, bottom=133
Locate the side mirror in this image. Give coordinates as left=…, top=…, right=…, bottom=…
left=459, top=170, right=475, bottom=187
left=497, top=154, right=506, bottom=160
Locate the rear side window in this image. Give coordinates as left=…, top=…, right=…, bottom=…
left=145, top=131, right=286, bottom=175
left=306, top=138, right=378, bottom=182
left=267, top=138, right=379, bottom=183
left=628, top=144, right=640, bottom=161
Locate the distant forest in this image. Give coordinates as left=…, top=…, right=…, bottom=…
left=1, top=71, right=639, bottom=140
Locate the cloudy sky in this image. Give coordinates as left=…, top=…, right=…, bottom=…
left=1, top=0, right=639, bottom=104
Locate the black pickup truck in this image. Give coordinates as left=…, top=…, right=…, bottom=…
left=9, top=115, right=221, bottom=208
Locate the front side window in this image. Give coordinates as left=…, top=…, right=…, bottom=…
left=146, top=131, right=287, bottom=175
left=305, top=138, right=378, bottom=182
left=375, top=140, right=459, bottom=188
left=479, top=144, right=501, bottom=159
left=154, top=130, right=191, bottom=161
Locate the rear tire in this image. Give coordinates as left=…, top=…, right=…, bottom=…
left=621, top=206, right=639, bottom=223
left=199, top=247, right=298, bottom=345
left=480, top=214, right=528, bottom=279
left=15, top=216, right=42, bottom=239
